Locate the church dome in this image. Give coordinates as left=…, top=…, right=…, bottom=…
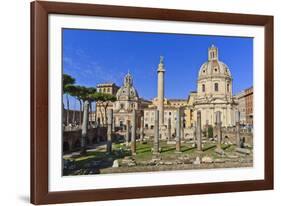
left=198, top=45, right=232, bottom=80
left=116, top=72, right=139, bottom=101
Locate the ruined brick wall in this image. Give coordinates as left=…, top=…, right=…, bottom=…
left=63, top=127, right=107, bottom=153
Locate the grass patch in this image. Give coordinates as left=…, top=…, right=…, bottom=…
left=63, top=141, right=250, bottom=176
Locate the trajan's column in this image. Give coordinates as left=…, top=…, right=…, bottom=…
left=157, top=56, right=165, bottom=138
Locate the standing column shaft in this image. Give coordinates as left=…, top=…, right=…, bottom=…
left=235, top=111, right=241, bottom=147
left=167, top=118, right=171, bottom=141
left=216, top=111, right=222, bottom=150
left=126, top=119, right=130, bottom=145
left=131, top=110, right=136, bottom=155
left=157, top=72, right=164, bottom=125
left=176, top=109, right=181, bottom=152
left=153, top=110, right=160, bottom=154
left=107, top=109, right=113, bottom=153
left=112, top=117, right=115, bottom=132
left=157, top=56, right=165, bottom=126
left=193, top=121, right=197, bottom=145
left=216, top=122, right=222, bottom=149
left=181, top=116, right=185, bottom=140
left=140, top=116, right=144, bottom=142
left=81, top=100, right=89, bottom=155
left=196, top=111, right=202, bottom=151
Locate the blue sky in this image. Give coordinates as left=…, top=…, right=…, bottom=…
left=63, top=28, right=253, bottom=109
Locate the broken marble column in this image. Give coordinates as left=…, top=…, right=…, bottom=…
left=176, top=109, right=181, bottom=152
left=126, top=119, right=130, bottom=146
left=107, top=109, right=113, bottom=153
left=140, top=116, right=144, bottom=142
left=196, top=111, right=202, bottom=151
left=167, top=118, right=171, bottom=141
left=131, top=110, right=136, bottom=155
left=153, top=110, right=160, bottom=154
left=235, top=111, right=241, bottom=147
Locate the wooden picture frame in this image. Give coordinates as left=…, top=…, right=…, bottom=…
left=31, top=1, right=274, bottom=204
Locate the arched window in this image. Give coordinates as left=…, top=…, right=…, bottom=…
left=227, top=83, right=230, bottom=92
left=202, top=84, right=205, bottom=92
left=214, top=83, right=219, bottom=92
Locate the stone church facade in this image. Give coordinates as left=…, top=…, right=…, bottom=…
left=193, top=45, right=238, bottom=128
left=112, top=72, right=151, bottom=129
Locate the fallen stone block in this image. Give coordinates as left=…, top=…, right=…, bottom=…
left=235, top=147, right=251, bottom=155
